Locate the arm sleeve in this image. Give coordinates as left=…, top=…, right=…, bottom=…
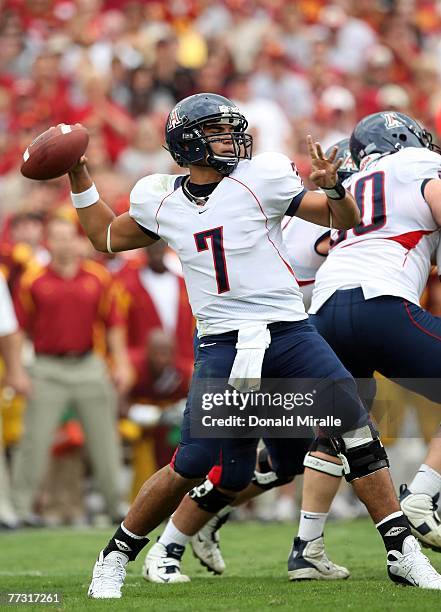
left=252, top=152, right=305, bottom=219
left=0, top=274, right=18, bottom=336
left=129, top=174, right=175, bottom=237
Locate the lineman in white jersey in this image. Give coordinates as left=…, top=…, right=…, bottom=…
left=65, top=94, right=441, bottom=596
left=283, top=216, right=330, bottom=310
left=310, top=111, right=441, bottom=556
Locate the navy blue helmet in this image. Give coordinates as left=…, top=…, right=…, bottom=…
left=325, top=138, right=357, bottom=182
left=350, top=111, right=439, bottom=168
left=165, top=93, right=253, bottom=175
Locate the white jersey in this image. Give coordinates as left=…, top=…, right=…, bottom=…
left=130, top=152, right=307, bottom=335
left=282, top=216, right=329, bottom=310
left=310, top=147, right=440, bottom=313
left=0, top=273, right=18, bottom=337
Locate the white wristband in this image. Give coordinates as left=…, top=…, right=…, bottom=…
left=70, top=183, right=99, bottom=208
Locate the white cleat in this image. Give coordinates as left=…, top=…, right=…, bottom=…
left=387, top=535, right=441, bottom=589
left=142, top=542, right=190, bottom=583
left=190, top=514, right=227, bottom=575
left=88, top=551, right=127, bottom=599
left=400, top=485, right=441, bottom=552
left=288, top=536, right=350, bottom=581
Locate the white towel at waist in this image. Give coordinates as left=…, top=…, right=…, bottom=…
left=228, top=324, right=271, bottom=393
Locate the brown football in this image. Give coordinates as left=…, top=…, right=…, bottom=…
left=20, top=124, right=89, bottom=180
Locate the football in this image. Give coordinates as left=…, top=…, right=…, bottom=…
left=20, top=123, right=89, bottom=181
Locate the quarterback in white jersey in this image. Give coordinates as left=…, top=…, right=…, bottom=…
left=66, top=95, right=441, bottom=596
left=130, top=152, right=308, bottom=336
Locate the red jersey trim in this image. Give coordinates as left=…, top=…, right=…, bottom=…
left=386, top=230, right=434, bottom=251
left=155, top=185, right=181, bottom=235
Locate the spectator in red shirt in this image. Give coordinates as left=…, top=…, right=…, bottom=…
left=11, top=216, right=130, bottom=525
left=117, top=240, right=194, bottom=373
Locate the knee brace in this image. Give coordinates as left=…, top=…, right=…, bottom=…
left=303, top=452, right=343, bottom=478
left=189, top=478, right=235, bottom=513
left=331, top=425, right=389, bottom=482
left=309, top=436, right=339, bottom=458
left=251, top=447, right=294, bottom=491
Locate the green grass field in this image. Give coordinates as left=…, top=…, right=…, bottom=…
left=1, top=519, right=440, bottom=611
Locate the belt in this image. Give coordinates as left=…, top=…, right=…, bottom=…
left=36, top=350, right=92, bottom=359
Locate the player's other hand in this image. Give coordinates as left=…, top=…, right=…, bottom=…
left=307, top=135, right=342, bottom=189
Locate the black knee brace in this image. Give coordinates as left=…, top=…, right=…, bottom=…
left=251, top=447, right=294, bottom=491
left=331, top=426, right=389, bottom=482
left=189, top=479, right=235, bottom=512
left=309, top=436, right=339, bottom=458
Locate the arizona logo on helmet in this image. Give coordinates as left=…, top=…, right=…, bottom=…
left=167, top=107, right=183, bottom=131
left=383, top=112, right=403, bottom=129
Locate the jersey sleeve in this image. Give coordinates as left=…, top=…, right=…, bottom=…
left=129, top=174, right=176, bottom=239
left=393, top=148, right=441, bottom=185
left=251, top=152, right=306, bottom=219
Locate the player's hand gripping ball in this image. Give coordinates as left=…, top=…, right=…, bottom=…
left=20, top=123, right=89, bottom=180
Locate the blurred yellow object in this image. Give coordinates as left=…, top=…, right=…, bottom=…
left=176, top=25, right=207, bottom=69
left=118, top=418, right=142, bottom=442
left=118, top=418, right=161, bottom=501
left=130, top=435, right=157, bottom=502
left=11, top=242, right=33, bottom=266
left=1, top=392, right=25, bottom=446
left=372, top=373, right=441, bottom=445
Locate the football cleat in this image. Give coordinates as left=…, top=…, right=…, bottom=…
left=88, top=550, right=127, bottom=599
left=190, top=513, right=228, bottom=574
left=400, top=484, right=441, bottom=552
left=142, top=542, right=190, bottom=583
left=288, top=536, right=350, bottom=581
left=387, top=535, right=441, bottom=589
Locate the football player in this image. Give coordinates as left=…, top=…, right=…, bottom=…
left=142, top=140, right=354, bottom=584
left=309, top=111, right=441, bottom=562
left=66, top=94, right=441, bottom=597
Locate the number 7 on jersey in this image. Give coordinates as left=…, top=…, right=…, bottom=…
left=194, top=227, right=230, bottom=294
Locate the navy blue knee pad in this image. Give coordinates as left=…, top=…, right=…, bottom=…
left=172, top=442, right=217, bottom=480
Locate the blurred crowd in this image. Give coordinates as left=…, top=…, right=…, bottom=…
left=3, top=0, right=441, bottom=218
left=2, top=0, right=441, bottom=527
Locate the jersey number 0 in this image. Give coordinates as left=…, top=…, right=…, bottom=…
left=332, top=171, right=387, bottom=246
